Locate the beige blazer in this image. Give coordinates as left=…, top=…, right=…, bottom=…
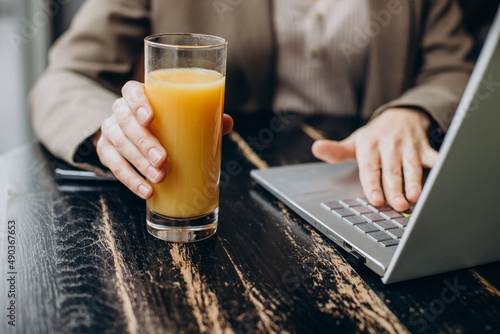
left=30, top=0, right=474, bottom=172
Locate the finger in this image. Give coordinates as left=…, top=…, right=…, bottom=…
left=97, top=136, right=153, bottom=199
left=101, top=116, right=165, bottom=184
left=113, top=99, right=167, bottom=168
left=420, top=141, right=439, bottom=168
left=356, top=141, right=385, bottom=207
left=311, top=138, right=356, bottom=163
left=380, top=142, right=408, bottom=211
left=122, top=81, right=154, bottom=126
left=402, top=148, right=423, bottom=203
left=222, top=114, right=234, bottom=135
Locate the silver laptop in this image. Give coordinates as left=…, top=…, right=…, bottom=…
left=251, top=12, right=500, bottom=284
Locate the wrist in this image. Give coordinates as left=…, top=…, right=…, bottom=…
left=382, top=107, right=432, bottom=130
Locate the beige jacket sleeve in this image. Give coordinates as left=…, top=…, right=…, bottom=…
left=370, top=0, right=475, bottom=132
left=29, top=0, right=149, bottom=174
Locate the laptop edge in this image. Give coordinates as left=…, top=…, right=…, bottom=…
left=382, top=10, right=500, bottom=284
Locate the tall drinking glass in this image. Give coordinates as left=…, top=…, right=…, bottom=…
left=144, top=34, right=227, bottom=242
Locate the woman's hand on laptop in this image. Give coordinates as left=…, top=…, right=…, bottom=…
left=95, top=80, right=234, bottom=199
left=312, top=107, right=438, bottom=212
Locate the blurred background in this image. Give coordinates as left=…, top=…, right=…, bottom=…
left=0, top=0, right=498, bottom=155
left=0, top=0, right=83, bottom=154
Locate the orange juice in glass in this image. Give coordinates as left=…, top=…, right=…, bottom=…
left=144, top=34, right=227, bottom=242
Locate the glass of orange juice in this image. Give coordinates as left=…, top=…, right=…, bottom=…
left=144, top=34, right=227, bottom=242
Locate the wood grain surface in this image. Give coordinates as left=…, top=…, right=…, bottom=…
left=1, top=112, right=499, bottom=334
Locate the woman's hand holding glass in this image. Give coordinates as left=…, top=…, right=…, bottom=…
left=96, top=80, right=234, bottom=199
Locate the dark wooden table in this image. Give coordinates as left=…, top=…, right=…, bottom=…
left=1, top=112, right=499, bottom=334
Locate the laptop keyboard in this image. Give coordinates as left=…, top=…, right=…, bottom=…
left=321, top=197, right=412, bottom=247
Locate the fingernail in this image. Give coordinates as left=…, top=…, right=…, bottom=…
left=138, top=184, right=150, bottom=198
left=147, top=165, right=161, bottom=181
left=372, top=190, right=384, bottom=202
left=137, top=107, right=149, bottom=124
left=148, top=148, right=162, bottom=165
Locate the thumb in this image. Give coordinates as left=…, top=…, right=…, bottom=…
left=312, top=138, right=356, bottom=163
left=420, top=144, right=439, bottom=168
left=222, top=114, right=234, bottom=136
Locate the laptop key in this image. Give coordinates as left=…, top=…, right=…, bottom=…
left=362, top=212, right=386, bottom=222
left=321, top=201, right=344, bottom=211
left=373, top=220, right=398, bottom=230
left=350, top=206, right=374, bottom=215
left=356, top=197, right=369, bottom=206
left=386, top=228, right=405, bottom=239
left=355, top=223, right=379, bottom=233
left=379, top=239, right=399, bottom=247
left=332, top=208, right=356, bottom=217
left=339, top=199, right=362, bottom=207
left=343, top=216, right=367, bottom=225
left=369, top=203, right=392, bottom=212
left=367, top=231, right=393, bottom=242
left=380, top=210, right=404, bottom=219
left=393, top=217, right=410, bottom=227
left=356, top=197, right=369, bottom=205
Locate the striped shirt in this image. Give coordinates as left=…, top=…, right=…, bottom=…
left=273, top=0, right=370, bottom=115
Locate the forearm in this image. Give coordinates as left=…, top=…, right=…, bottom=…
left=29, top=0, right=149, bottom=173
left=372, top=70, right=472, bottom=132
left=29, top=70, right=117, bottom=174
left=372, top=0, right=475, bottom=132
